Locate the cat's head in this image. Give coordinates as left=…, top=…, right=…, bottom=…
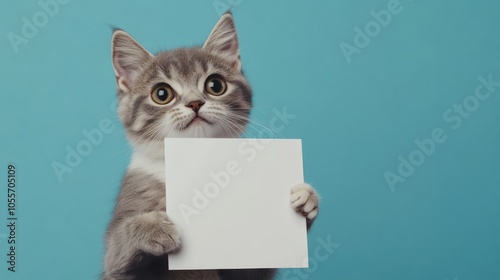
left=111, top=13, right=251, bottom=148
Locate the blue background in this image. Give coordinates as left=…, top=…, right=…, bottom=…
left=1, top=0, right=500, bottom=279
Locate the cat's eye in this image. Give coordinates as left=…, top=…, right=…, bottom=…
left=151, top=84, right=175, bottom=105
left=204, top=74, right=227, bottom=96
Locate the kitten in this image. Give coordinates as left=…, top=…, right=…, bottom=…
left=102, top=12, right=319, bottom=280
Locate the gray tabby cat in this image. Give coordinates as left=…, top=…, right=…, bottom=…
left=103, top=12, right=319, bottom=280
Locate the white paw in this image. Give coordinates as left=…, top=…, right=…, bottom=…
left=290, top=183, right=319, bottom=220
left=128, top=211, right=181, bottom=256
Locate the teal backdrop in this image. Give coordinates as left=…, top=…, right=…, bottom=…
left=1, top=0, right=499, bottom=279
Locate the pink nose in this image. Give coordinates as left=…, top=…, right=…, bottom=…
left=186, top=100, right=205, bottom=112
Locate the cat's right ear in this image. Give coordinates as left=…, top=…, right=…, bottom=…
left=203, top=12, right=241, bottom=71
left=111, top=30, right=153, bottom=92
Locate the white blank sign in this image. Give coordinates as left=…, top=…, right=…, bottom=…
left=164, top=138, right=308, bottom=270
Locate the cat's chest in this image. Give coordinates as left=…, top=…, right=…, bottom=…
left=128, top=152, right=166, bottom=183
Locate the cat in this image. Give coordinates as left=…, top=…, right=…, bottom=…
left=102, top=12, right=320, bottom=280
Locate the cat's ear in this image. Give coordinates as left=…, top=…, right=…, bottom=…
left=203, top=12, right=241, bottom=71
left=111, top=30, right=153, bottom=92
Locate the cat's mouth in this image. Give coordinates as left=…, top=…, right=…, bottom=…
left=183, top=116, right=212, bottom=130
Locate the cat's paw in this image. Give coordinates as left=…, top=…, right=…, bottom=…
left=290, top=183, right=319, bottom=220
left=127, top=211, right=181, bottom=256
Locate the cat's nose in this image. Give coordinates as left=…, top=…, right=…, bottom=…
left=186, top=100, right=205, bottom=113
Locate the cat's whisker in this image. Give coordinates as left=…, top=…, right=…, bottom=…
left=119, top=120, right=169, bottom=156
left=226, top=112, right=280, bottom=137
left=217, top=117, right=244, bottom=138
left=220, top=116, right=252, bottom=138
left=215, top=115, right=242, bottom=137
left=216, top=112, right=260, bottom=137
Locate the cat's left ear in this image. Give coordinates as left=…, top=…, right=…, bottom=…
left=203, top=12, right=241, bottom=71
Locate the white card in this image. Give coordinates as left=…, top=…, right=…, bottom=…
left=164, top=138, right=308, bottom=270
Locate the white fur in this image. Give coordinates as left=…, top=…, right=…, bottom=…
left=128, top=142, right=166, bottom=183
left=291, top=183, right=319, bottom=220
